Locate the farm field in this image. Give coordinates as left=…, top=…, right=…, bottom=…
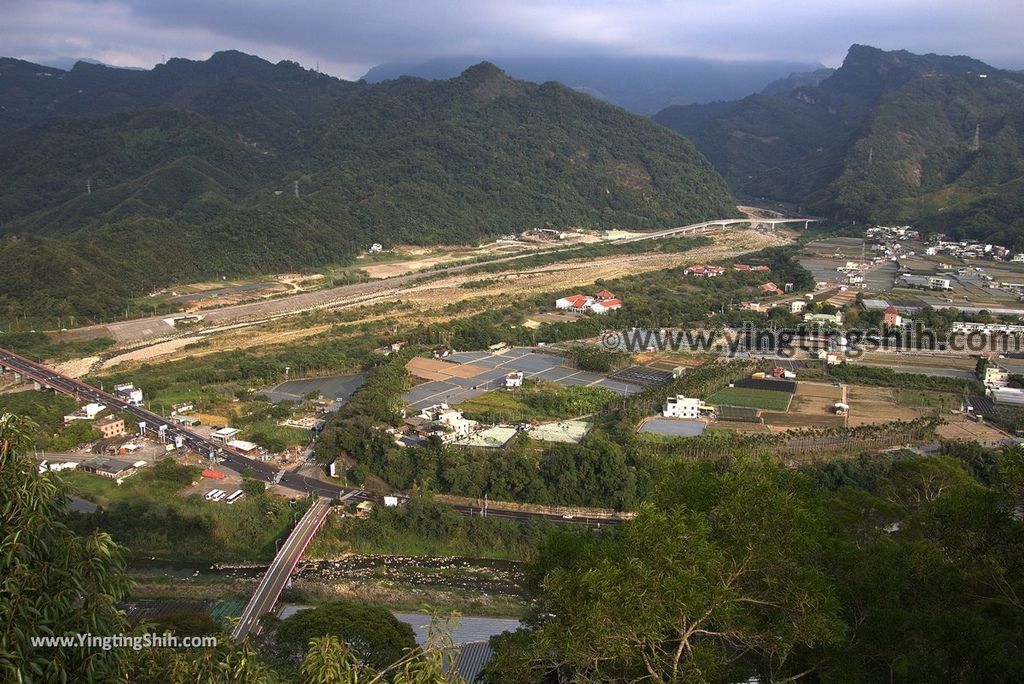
left=706, top=387, right=792, bottom=411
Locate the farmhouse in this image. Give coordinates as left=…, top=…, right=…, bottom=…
left=662, top=395, right=712, bottom=419
left=883, top=305, right=902, bottom=327
left=684, top=264, right=726, bottom=278
left=554, top=291, right=622, bottom=315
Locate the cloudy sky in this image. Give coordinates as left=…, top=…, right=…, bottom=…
left=4, top=0, right=1023, bottom=78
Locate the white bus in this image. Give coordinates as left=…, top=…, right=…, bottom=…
left=226, top=490, right=245, bottom=505
left=211, top=490, right=227, bottom=502
left=204, top=489, right=223, bottom=501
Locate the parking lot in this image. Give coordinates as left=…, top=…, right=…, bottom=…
left=404, top=347, right=645, bottom=410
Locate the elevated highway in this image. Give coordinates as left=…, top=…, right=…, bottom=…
left=0, top=346, right=625, bottom=527
left=230, top=497, right=335, bottom=642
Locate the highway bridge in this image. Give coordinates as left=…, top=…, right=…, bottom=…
left=617, top=216, right=817, bottom=243
left=0, top=346, right=625, bottom=528
left=230, top=497, right=336, bottom=642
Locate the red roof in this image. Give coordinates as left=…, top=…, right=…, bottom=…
left=884, top=305, right=899, bottom=314
left=599, top=299, right=622, bottom=308
left=596, top=289, right=616, bottom=299
left=561, top=294, right=588, bottom=307
left=733, top=264, right=751, bottom=271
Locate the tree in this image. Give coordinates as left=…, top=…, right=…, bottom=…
left=496, top=457, right=845, bottom=683
left=273, top=600, right=417, bottom=669
left=242, top=478, right=267, bottom=497
left=0, top=413, right=134, bottom=682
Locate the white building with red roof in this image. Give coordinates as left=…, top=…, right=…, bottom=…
left=590, top=298, right=622, bottom=314
left=555, top=294, right=594, bottom=312
left=555, top=291, right=622, bottom=315
left=684, top=264, right=726, bottom=277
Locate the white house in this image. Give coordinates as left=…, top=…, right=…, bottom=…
left=64, top=402, right=105, bottom=423
left=114, top=383, right=144, bottom=406
left=590, top=298, right=622, bottom=314
left=555, top=294, right=593, bottom=312
left=982, top=363, right=1010, bottom=388
left=663, top=395, right=705, bottom=419
left=804, top=311, right=844, bottom=326
left=789, top=301, right=807, bottom=314
left=419, top=404, right=479, bottom=442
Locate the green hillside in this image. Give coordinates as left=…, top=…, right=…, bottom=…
left=655, top=45, right=1024, bottom=244
left=0, top=55, right=736, bottom=325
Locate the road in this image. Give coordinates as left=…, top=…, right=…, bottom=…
left=61, top=214, right=813, bottom=345
left=0, top=346, right=627, bottom=526
left=0, top=344, right=371, bottom=500
left=230, top=497, right=333, bottom=642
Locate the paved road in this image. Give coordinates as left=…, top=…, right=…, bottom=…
left=230, top=497, right=334, bottom=642
left=0, top=346, right=626, bottom=527
left=63, top=215, right=813, bottom=345
left=0, top=345, right=371, bottom=499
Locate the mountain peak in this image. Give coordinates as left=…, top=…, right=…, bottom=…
left=457, top=61, right=524, bottom=101
left=458, top=61, right=507, bottom=83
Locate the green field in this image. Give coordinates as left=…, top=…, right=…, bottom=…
left=706, top=387, right=792, bottom=411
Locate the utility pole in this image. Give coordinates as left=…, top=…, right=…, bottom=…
left=86, top=178, right=91, bottom=195
left=294, top=180, right=299, bottom=198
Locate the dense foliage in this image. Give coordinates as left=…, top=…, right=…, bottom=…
left=655, top=44, right=1024, bottom=242
left=487, top=448, right=1024, bottom=682
left=0, top=52, right=736, bottom=325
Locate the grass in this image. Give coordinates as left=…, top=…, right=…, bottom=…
left=706, top=387, right=792, bottom=411
left=892, top=388, right=962, bottom=410
left=456, top=381, right=614, bottom=423
left=61, top=464, right=304, bottom=562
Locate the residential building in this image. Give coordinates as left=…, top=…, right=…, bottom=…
left=981, top=362, right=1010, bottom=388
left=883, top=305, right=903, bottom=327
left=419, top=404, right=479, bottom=442
left=684, top=264, right=726, bottom=278
left=899, top=274, right=952, bottom=291
left=555, top=294, right=593, bottom=312
left=78, top=457, right=138, bottom=484
left=63, top=402, right=105, bottom=424
left=555, top=291, right=622, bottom=315
left=789, top=301, right=807, bottom=314
left=590, top=298, right=622, bottom=314
left=759, top=282, right=783, bottom=295
left=663, top=395, right=709, bottom=419
left=804, top=311, right=844, bottom=326
left=94, top=414, right=126, bottom=439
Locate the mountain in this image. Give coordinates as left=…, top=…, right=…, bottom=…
left=0, top=53, right=736, bottom=324
left=654, top=45, right=1024, bottom=245
left=760, top=68, right=835, bottom=95
left=362, top=55, right=825, bottom=114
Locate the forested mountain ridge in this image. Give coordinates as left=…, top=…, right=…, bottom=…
left=0, top=52, right=735, bottom=323
left=654, top=45, right=1024, bottom=245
